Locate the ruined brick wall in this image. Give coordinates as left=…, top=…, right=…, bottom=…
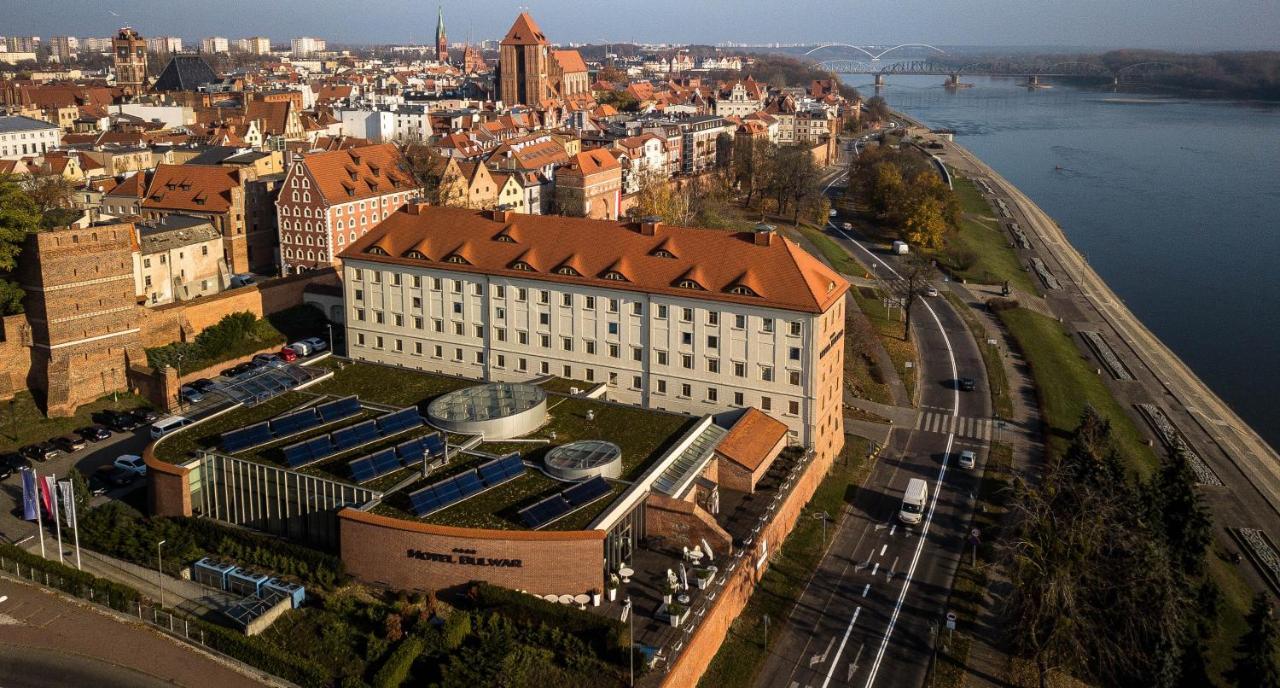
left=644, top=493, right=733, bottom=556
left=0, top=315, right=34, bottom=400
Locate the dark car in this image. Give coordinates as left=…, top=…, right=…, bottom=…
left=19, top=443, right=60, bottom=462
left=88, top=465, right=138, bottom=495
left=220, top=362, right=256, bottom=379
left=252, top=353, right=282, bottom=366
left=95, top=410, right=140, bottom=432
left=52, top=435, right=87, bottom=453
left=0, top=453, right=24, bottom=480
left=189, top=378, right=217, bottom=393
left=77, top=425, right=112, bottom=442
left=958, top=377, right=977, bottom=392
left=130, top=408, right=161, bottom=424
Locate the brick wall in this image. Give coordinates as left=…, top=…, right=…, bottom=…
left=661, top=446, right=836, bottom=688
left=645, top=493, right=733, bottom=558
left=145, top=443, right=194, bottom=517
left=339, top=509, right=606, bottom=596
left=0, top=315, right=33, bottom=400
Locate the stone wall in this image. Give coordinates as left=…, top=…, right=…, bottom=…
left=338, top=509, right=606, bottom=596
left=645, top=492, right=733, bottom=557
left=661, top=446, right=836, bottom=688
left=145, top=443, right=193, bottom=517
left=0, top=315, right=33, bottom=400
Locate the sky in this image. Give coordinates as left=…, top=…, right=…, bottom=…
left=5, top=0, right=1279, bottom=50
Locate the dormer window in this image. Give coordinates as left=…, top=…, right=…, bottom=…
left=405, top=250, right=427, bottom=260
left=652, top=249, right=676, bottom=259
left=555, top=266, right=580, bottom=276
left=603, top=271, right=628, bottom=282
left=511, top=261, right=534, bottom=272
left=729, top=285, right=758, bottom=296
left=445, top=254, right=469, bottom=264
left=366, top=246, right=389, bottom=256
left=677, top=280, right=704, bottom=290
left=495, top=234, right=516, bottom=243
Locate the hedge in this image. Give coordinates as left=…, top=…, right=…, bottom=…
left=146, top=311, right=285, bottom=373
left=372, top=635, right=426, bottom=688
left=466, top=582, right=628, bottom=662
left=0, top=542, right=139, bottom=612
left=191, top=615, right=330, bottom=688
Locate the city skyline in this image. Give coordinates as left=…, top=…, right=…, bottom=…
left=4, top=0, right=1279, bottom=50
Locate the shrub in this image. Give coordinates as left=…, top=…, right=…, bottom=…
left=465, top=582, right=628, bottom=664
left=0, top=542, right=139, bottom=612
left=371, top=635, right=426, bottom=688
left=193, top=615, right=329, bottom=688
left=442, top=611, right=472, bottom=650
left=146, top=311, right=285, bottom=373
left=986, top=297, right=1021, bottom=312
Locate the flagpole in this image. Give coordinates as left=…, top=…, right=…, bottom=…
left=51, top=473, right=64, bottom=565
left=31, top=471, right=46, bottom=559
left=60, top=478, right=82, bottom=571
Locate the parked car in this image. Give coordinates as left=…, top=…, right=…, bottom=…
left=958, top=377, right=977, bottom=392
left=149, top=415, right=191, bottom=440
left=288, top=340, right=313, bottom=357
left=130, top=408, right=161, bottom=424
left=252, top=353, right=282, bottom=366
left=76, top=425, right=112, bottom=442
left=277, top=347, right=299, bottom=362
left=20, top=443, right=59, bottom=463
left=89, top=465, right=137, bottom=494
left=301, top=337, right=327, bottom=353
left=229, top=274, right=256, bottom=288
left=220, top=362, right=256, bottom=379
left=178, top=385, right=204, bottom=404
left=95, top=409, right=139, bottom=432
left=52, top=435, right=86, bottom=453
left=114, top=454, right=147, bottom=476
left=957, top=450, right=977, bottom=470
left=0, top=453, right=23, bottom=480
left=189, top=378, right=217, bottom=394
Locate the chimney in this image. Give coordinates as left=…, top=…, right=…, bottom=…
left=406, top=202, right=429, bottom=215
left=753, top=223, right=775, bottom=246
left=639, top=216, right=663, bottom=236
left=491, top=208, right=513, bottom=222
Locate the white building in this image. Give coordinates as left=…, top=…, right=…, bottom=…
left=334, top=104, right=432, bottom=143
left=339, top=206, right=850, bottom=462
left=0, top=115, right=62, bottom=160
left=200, top=37, right=229, bottom=54
left=133, top=215, right=229, bottom=306
left=146, top=36, right=183, bottom=53
left=291, top=37, right=326, bottom=58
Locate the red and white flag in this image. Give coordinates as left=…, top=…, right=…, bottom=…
left=38, top=475, right=56, bottom=516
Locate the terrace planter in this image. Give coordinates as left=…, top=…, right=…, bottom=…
left=608, top=587, right=617, bottom=602
left=592, top=591, right=601, bottom=607
left=668, top=604, right=688, bottom=627
left=694, top=567, right=714, bottom=590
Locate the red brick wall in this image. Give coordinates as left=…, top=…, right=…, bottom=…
left=339, top=509, right=606, bottom=596
left=662, top=446, right=836, bottom=688
left=145, top=444, right=193, bottom=517
left=644, top=493, right=733, bottom=556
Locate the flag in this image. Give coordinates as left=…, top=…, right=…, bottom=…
left=58, top=480, right=76, bottom=530
left=38, top=475, right=55, bottom=516
left=19, top=468, right=38, bottom=521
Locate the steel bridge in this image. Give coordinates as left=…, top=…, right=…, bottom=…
left=802, top=45, right=1187, bottom=84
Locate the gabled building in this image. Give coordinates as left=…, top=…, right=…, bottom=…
left=152, top=55, right=219, bottom=92
left=140, top=164, right=266, bottom=273
left=275, top=143, right=413, bottom=274
left=555, top=149, right=622, bottom=220
left=497, top=12, right=551, bottom=107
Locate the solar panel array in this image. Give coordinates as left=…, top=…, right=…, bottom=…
left=518, top=476, right=614, bottom=529
left=346, top=433, right=448, bottom=483
left=280, top=407, right=424, bottom=468
left=219, top=396, right=361, bottom=453
left=407, top=453, right=527, bottom=517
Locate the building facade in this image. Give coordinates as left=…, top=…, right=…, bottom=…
left=339, top=206, right=849, bottom=459
left=112, top=27, right=147, bottom=97
left=200, top=36, right=229, bottom=54
left=0, top=115, right=61, bottom=160
left=555, top=149, right=622, bottom=220
left=134, top=215, right=229, bottom=305
left=497, top=13, right=550, bottom=107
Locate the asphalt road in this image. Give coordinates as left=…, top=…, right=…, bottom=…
left=755, top=172, right=991, bottom=688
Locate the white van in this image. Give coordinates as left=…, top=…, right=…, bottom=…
left=892, top=240, right=910, bottom=255
left=899, top=478, right=928, bottom=524
left=150, top=415, right=192, bottom=440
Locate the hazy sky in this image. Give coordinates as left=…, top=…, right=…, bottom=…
left=6, top=0, right=1279, bottom=49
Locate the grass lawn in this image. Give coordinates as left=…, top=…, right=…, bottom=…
left=939, top=176, right=1038, bottom=295
left=844, top=313, right=894, bottom=406
left=995, top=307, right=1155, bottom=475
left=699, top=436, right=873, bottom=688
left=944, top=292, right=1014, bottom=419
left=537, top=376, right=594, bottom=395
left=1202, top=546, right=1258, bottom=684
left=0, top=390, right=153, bottom=454
left=850, top=286, right=918, bottom=405
left=307, top=359, right=472, bottom=411
left=153, top=392, right=308, bottom=463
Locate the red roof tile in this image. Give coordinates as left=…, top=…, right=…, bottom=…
left=717, top=408, right=789, bottom=472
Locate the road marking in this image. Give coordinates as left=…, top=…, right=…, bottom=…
left=811, top=636, right=836, bottom=667
left=879, top=544, right=887, bottom=557
left=887, top=556, right=899, bottom=581
left=889, top=525, right=896, bottom=537
left=849, top=643, right=865, bottom=680
left=820, top=606, right=862, bottom=688
left=862, top=583, right=871, bottom=597
left=0, top=596, right=7, bottom=604
left=834, top=227, right=963, bottom=688
left=870, top=562, right=879, bottom=576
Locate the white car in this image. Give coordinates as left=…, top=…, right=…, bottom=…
left=925, top=286, right=940, bottom=297
left=841, top=222, right=853, bottom=230
left=301, top=336, right=328, bottom=353
left=114, top=454, right=147, bottom=476
left=957, top=450, right=977, bottom=470
left=828, top=209, right=838, bottom=218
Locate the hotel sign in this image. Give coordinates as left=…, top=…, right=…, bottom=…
left=407, top=547, right=523, bottom=568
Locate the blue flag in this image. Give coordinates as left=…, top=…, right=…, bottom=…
left=20, top=468, right=37, bottom=521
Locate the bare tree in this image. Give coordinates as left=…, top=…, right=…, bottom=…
left=889, top=253, right=935, bottom=342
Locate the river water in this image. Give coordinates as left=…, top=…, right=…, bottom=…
left=838, top=73, right=1280, bottom=449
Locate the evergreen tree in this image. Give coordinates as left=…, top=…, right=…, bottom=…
left=1230, top=593, right=1280, bottom=688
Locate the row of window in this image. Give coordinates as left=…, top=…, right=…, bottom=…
left=351, top=335, right=804, bottom=417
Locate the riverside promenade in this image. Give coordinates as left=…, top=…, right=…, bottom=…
left=913, top=118, right=1280, bottom=591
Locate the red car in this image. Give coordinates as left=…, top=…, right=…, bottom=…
left=277, top=347, right=299, bottom=362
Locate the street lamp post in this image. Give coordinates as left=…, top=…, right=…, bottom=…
left=174, top=352, right=185, bottom=411
left=812, top=511, right=830, bottom=547
left=156, top=539, right=167, bottom=609
left=327, top=322, right=334, bottom=354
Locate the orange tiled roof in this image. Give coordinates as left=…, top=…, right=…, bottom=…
left=716, top=408, right=789, bottom=472
left=553, top=50, right=588, bottom=74
left=298, top=143, right=410, bottom=204
left=141, top=165, right=240, bottom=213
left=341, top=206, right=849, bottom=314
left=564, top=149, right=619, bottom=175
left=501, top=12, right=548, bottom=46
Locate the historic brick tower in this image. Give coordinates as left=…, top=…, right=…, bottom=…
left=435, top=6, right=448, bottom=63
left=113, top=27, right=148, bottom=96
left=497, top=12, right=550, bottom=107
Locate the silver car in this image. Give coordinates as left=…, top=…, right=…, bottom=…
left=957, top=450, right=977, bottom=470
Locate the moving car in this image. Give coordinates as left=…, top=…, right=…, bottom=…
left=957, top=450, right=977, bottom=470
left=20, top=443, right=59, bottom=463
left=892, top=240, right=910, bottom=255
left=52, top=435, right=86, bottom=453
left=841, top=222, right=853, bottom=230
left=76, top=425, right=112, bottom=442
left=899, top=478, right=928, bottom=525
left=925, top=286, right=940, bottom=297
left=958, top=377, right=977, bottom=392
left=114, top=454, right=147, bottom=476
left=828, top=209, right=838, bottom=217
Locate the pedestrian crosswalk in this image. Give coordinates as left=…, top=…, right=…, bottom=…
left=914, top=411, right=995, bottom=440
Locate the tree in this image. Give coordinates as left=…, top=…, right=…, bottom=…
left=890, top=253, right=935, bottom=342
left=1230, top=593, right=1280, bottom=688
left=402, top=143, right=465, bottom=207
left=732, top=137, right=775, bottom=208
left=0, top=176, right=41, bottom=315
left=902, top=194, right=949, bottom=251
left=633, top=170, right=692, bottom=226
left=22, top=172, right=76, bottom=227
left=1148, top=447, right=1212, bottom=577
left=864, top=95, right=891, bottom=122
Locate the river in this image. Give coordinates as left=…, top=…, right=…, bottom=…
left=837, top=73, right=1280, bottom=449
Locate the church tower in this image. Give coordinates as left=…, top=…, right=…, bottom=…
left=497, top=12, right=550, bottom=107
left=435, top=6, right=448, bottom=63
left=113, top=26, right=147, bottom=97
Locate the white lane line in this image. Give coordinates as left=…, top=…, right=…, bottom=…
left=889, top=524, right=897, bottom=537
left=862, top=583, right=871, bottom=597
left=832, top=226, right=963, bottom=688
left=915, top=413, right=926, bottom=430
left=879, top=544, right=887, bottom=557
left=820, top=606, right=862, bottom=688
left=870, top=562, right=880, bottom=576
left=887, top=556, right=899, bottom=580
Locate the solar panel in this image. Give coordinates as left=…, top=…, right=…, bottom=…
left=317, top=396, right=360, bottom=422
left=303, top=435, right=334, bottom=459
left=349, top=448, right=402, bottom=483
left=376, top=408, right=421, bottom=435
left=349, top=456, right=379, bottom=482
left=371, top=449, right=401, bottom=475
left=422, top=433, right=446, bottom=457
left=519, top=495, right=572, bottom=529
left=408, top=486, right=450, bottom=516
left=477, top=454, right=524, bottom=486
left=332, top=420, right=377, bottom=450
left=395, top=437, right=427, bottom=461
left=453, top=470, right=484, bottom=498
left=282, top=441, right=312, bottom=467
left=270, top=409, right=320, bottom=436
left=220, top=422, right=272, bottom=452
left=562, top=476, right=612, bottom=506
